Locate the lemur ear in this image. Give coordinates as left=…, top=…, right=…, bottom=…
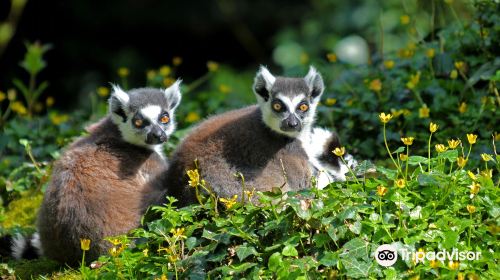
left=109, top=84, right=129, bottom=122
left=164, top=79, right=182, bottom=111
left=304, top=66, right=324, bottom=100
left=253, top=66, right=276, bottom=102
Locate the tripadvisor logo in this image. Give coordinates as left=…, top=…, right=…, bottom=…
left=374, top=244, right=398, bottom=267
left=374, top=244, right=482, bottom=267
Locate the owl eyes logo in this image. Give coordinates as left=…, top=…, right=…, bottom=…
left=374, top=244, right=398, bottom=267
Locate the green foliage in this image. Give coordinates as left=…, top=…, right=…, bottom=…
left=0, top=1, right=499, bottom=279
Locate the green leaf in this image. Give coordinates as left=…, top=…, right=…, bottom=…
left=235, top=244, right=259, bottom=261
left=186, top=237, right=197, bottom=250
left=392, top=146, right=405, bottom=154
left=282, top=245, right=298, bottom=257
left=437, top=149, right=458, bottom=162
left=339, top=238, right=369, bottom=259
left=268, top=252, right=282, bottom=272
left=319, top=251, right=339, bottom=267
left=341, top=258, right=372, bottom=278
left=408, top=156, right=428, bottom=166
left=442, top=230, right=460, bottom=249
left=376, top=166, right=397, bottom=180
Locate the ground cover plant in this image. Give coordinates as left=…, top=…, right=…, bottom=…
left=0, top=0, right=499, bottom=279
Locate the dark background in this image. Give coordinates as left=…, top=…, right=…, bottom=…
left=0, top=0, right=311, bottom=108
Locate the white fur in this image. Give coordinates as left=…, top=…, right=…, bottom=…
left=111, top=84, right=129, bottom=104
left=30, top=232, right=43, bottom=257
left=258, top=66, right=276, bottom=91
left=140, top=105, right=161, bottom=124
left=164, top=80, right=182, bottom=110
left=11, top=233, right=27, bottom=260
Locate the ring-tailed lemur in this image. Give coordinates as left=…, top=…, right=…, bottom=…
left=5, top=82, right=181, bottom=265
left=162, top=66, right=351, bottom=206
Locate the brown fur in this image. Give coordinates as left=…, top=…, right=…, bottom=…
left=163, top=106, right=312, bottom=206
left=37, top=117, right=167, bottom=265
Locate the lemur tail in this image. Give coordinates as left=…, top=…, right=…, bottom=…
left=0, top=232, right=43, bottom=260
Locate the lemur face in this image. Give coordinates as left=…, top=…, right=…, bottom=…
left=253, top=66, right=324, bottom=138
left=109, top=81, right=182, bottom=148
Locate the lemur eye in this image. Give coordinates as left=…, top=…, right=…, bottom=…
left=160, top=114, right=170, bottom=124
left=299, top=103, right=309, bottom=112
left=272, top=102, right=282, bottom=112
left=134, top=119, right=143, bottom=127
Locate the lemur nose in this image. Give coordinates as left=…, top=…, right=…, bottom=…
left=288, top=119, right=298, bottom=127
left=147, top=126, right=167, bottom=144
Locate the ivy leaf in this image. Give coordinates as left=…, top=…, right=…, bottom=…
left=235, top=244, right=259, bottom=261
left=268, top=252, right=282, bottom=272
left=282, top=245, right=298, bottom=257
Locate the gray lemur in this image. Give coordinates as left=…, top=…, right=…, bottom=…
left=164, top=66, right=347, bottom=206
left=9, top=83, right=181, bottom=265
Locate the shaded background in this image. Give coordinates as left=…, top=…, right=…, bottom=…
left=0, top=0, right=471, bottom=109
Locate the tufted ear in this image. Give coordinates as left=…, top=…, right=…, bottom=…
left=109, top=84, right=129, bottom=122
left=253, top=66, right=276, bottom=102
left=164, top=79, right=182, bottom=111
left=304, top=66, right=324, bottom=100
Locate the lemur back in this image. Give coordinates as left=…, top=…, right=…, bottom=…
left=35, top=83, right=182, bottom=265
left=166, top=106, right=311, bottom=204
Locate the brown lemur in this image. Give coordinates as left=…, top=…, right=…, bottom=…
left=10, top=82, right=182, bottom=265
left=163, top=66, right=352, bottom=207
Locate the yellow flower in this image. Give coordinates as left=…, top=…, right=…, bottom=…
left=419, top=106, right=430, bottom=118
left=429, top=259, right=440, bottom=268
left=185, top=112, right=201, bottom=123
left=429, top=122, right=438, bottom=133
left=218, top=84, right=231, bottom=94
left=108, top=246, right=124, bottom=257
left=399, top=153, right=408, bottom=161
left=207, top=61, right=219, bottom=72
left=426, top=48, right=435, bottom=58
left=401, top=137, right=415, bottom=146
left=163, top=77, right=175, bottom=87
left=469, top=182, right=480, bottom=194
left=45, top=96, right=55, bottom=107
left=377, top=185, right=388, bottom=197
left=457, top=273, right=465, bottom=280
left=435, top=144, right=448, bottom=153
left=481, top=169, right=492, bottom=179
left=467, top=171, right=476, bottom=181
left=0, top=91, right=5, bottom=102
left=454, top=61, right=466, bottom=73
left=50, top=113, right=69, bottom=125
left=108, top=238, right=121, bottom=246
left=447, top=139, right=461, bottom=149
left=466, top=205, right=476, bottom=214
left=11, top=101, right=27, bottom=115
left=480, top=153, right=493, bottom=162
left=186, top=169, right=201, bottom=187
left=147, top=70, right=157, bottom=80
left=325, top=98, right=337, bottom=106
left=159, top=65, right=171, bottom=77
left=406, top=71, right=421, bottom=89
left=80, top=238, right=91, bottom=251
left=143, top=248, right=149, bottom=257
left=495, top=132, right=500, bottom=141
left=457, top=156, right=467, bottom=168
left=398, top=48, right=414, bottom=59
left=244, top=189, right=255, bottom=200
left=395, top=178, right=406, bottom=188
left=170, top=228, right=187, bottom=239
left=448, top=260, right=459, bottom=270
left=466, top=134, right=477, bottom=144
left=326, top=53, right=337, bottom=62
left=97, top=87, right=110, bottom=98
left=450, top=69, right=458, bottom=79
left=332, top=147, right=345, bottom=157
left=384, top=60, right=395, bottom=69
left=400, top=15, right=410, bottom=25
left=458, top=102, right=467, bottom=114
left=117, top=67, right=129, bottom=77
left=172, top=56, right=183, bottom=66
left=379, top=112, right=393, bottom=124
left=7, top=89, right=16, bottom=101
left=368, top=79, right=382, bottom=92
left=219, top=195, right=238, bottom=209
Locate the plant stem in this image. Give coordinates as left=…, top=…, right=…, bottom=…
left=340, top=156, right=359, bottom=185
left=405, top=146, right=409, bottom=181
left=428, top=133, right=433, bottom=172
left=383, top=123, right=403, bottom=176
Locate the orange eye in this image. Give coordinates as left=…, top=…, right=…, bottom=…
left=299, top=104, right=309, bottom=111
left=272, top=103, right=282, bottom=111
left=134, top=119, right=143, bottom=127
left=160, top=115, right=170, bottom=124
